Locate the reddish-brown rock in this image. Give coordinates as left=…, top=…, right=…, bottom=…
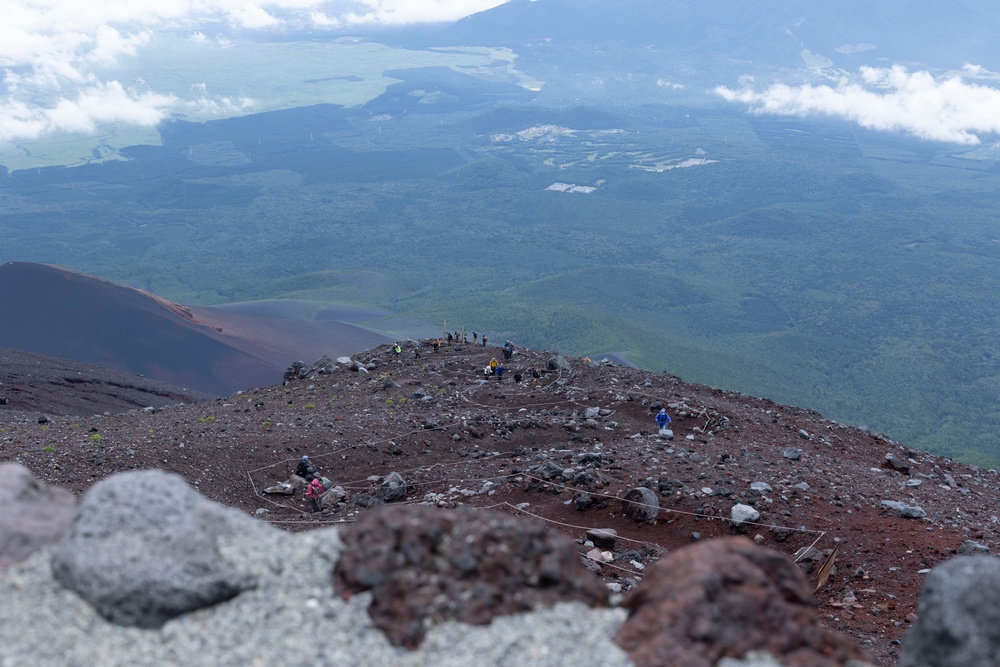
left=333, top=504, right=609, bottom=648
left=615, top=536, right=872, bottom=667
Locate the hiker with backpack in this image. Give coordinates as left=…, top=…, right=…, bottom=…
left=295, top=455, right=313, bottom=479
left=304, top=476, right=324, bottom=513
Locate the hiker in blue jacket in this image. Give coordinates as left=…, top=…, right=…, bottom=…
left=655, top=408, right=672, bottom=432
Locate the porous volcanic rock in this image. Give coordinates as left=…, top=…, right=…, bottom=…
left=334, top=503, right=610, bottom=648
left=899, top=555, right=1000, bottom=667
left=52, top=470, right=275, bottom=628
left=0, top=463, right=76, bottom=567
left=615, top=536, right=873, bottom=667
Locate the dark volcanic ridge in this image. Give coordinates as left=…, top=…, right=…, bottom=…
left=0, top=262, right=394, bottom=396
left=3, top=340, right=999, bottom=665
left=0, top=347, right=211, bottom=419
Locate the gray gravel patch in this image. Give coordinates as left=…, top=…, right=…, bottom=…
left=0, top=527, right=631, bottom=667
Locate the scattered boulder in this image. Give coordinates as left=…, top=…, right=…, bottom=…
left=547, top=354, right=572, bottom=372
left=615, top=537, right=873, bottom=667
left=337, top=356, right=365, bottom=372
left=262, top=481, right=295, bottom=495
left=530, top=459, right=565, bottom=481
left=263, top=474, right=308, bottom=496
left=320, top=485, right=348, bottom=508
left=880, top=500, right=927, bottom=519
left=333, top=504, right=609, bottom=649
left=586, top=528, right=619, bottom=550
left=282, top=361, right=306, bottom=383
left=302, top=355, right=336, bottom=378
left=900, top=555, right=1000, bottom=667
left=0, top=463, right=76, bottom=567
left=52, top=470, right=274, bottom=629
left=622, top=487, right=660, bottom=524
left=374, top=471, right=408, bottom=503
left=957, top=540, right=991, bottom=556
left=883, top=452, right=910, bottom=475
left=731, top=503, right=761, bottom=528
left=283, top=356, right=337, bottom=382
left=782, top=448, right=803, bottom=461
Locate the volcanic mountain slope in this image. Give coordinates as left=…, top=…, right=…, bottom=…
left=0, top=347, right=210, bottom=419
left=0, top=262, right=393, bottom=396
left=4, top=341, right=999, bottom=666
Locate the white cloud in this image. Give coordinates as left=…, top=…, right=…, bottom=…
left=337, top=0, right=507, bottom=25
left=716, top=65, right=1000, bottom=145
left=0, top=80, right=175, bottom=141
left=0, top=0, right=508, bottom=143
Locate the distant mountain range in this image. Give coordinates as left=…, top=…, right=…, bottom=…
left=0, top=263, right=394, bottom=396
left=426, top=0, right=1000, bottom=70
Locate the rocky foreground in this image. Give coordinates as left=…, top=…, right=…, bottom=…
left=1, top=464, right=998, bottom=667
left=4, top=341, right=1000, bottom=665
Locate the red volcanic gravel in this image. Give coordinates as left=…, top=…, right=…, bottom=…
left=4, top=341, right=998, bottom=666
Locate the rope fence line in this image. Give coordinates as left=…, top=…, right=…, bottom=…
left=517, top=473, right=828, bottom=539
left=250, top=464, right=831, bottom=566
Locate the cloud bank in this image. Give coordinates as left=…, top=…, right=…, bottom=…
left=1, top=0, right=508, bottom=144
left=716, top=65, right=1000, bottom=145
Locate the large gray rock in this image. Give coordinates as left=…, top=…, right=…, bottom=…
left=375, top=471, right=409, bottom=503
left=900, top=555, right=1000, bottom=667
left=52, top=470, right=274, bottom=628
left=880, top=500, right=927, bottom=519
left=621, top=487, right=660, bottom=524
left=957, top=540, right=991, bottom=556
left=0, top=463, right=76, bottom=567
left=731, top=503, right=761, bottom=527
left=547, top=354, right=572, bottom=372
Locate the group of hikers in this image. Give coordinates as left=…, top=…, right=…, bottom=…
left=439, top=330, right=507, bottom=347
left=293, top=339, right=677, bottom=514
left=391, top=330, right=501, bottom=359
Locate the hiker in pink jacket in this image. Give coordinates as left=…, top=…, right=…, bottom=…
left=304, top=477, right=324, bottom=513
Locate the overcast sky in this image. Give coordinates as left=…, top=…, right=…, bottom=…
left=716, top=64, right=1000, bottom=145
left=0, top=0, right=508, bottom=143
left=6, top=1, right=1000, bottom=149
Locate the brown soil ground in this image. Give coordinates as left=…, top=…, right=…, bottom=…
left=4, top=341, right=998, bottom=666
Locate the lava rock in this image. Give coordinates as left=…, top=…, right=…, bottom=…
left=616, top=537, right=872, bottom=667
left=622, top=487, right=660, bottom=524
left=374, top=471, right=408, bottom=503
left=547, top=355, right=572, bottom=372
left=883, top=452, right=911, bottom=475
left=586, top=528, right=619, bottom=550
left=333, top=504, right=609, bottom=649
left=782, top=448, right=803, bottom=461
